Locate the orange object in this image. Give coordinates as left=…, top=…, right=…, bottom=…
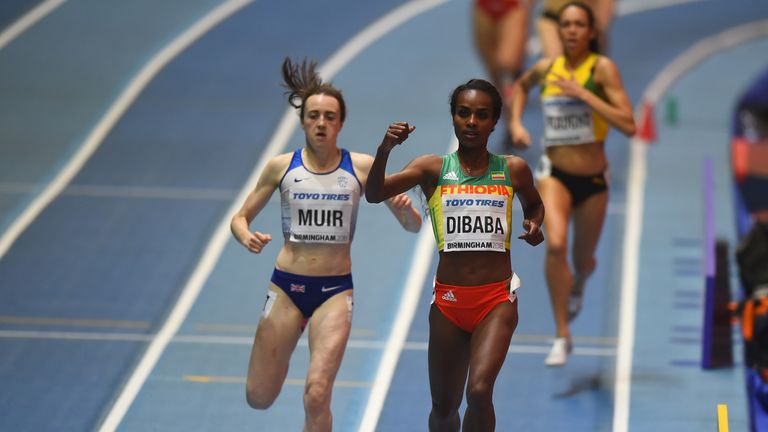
left=433, top=278, right=514, bottom=332
left=732, top=137, right=749, bottom=183
left=743, top=299, right=754, bottom=341
left=636, top=101, right=656, bottom=143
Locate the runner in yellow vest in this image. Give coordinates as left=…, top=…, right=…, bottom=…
left=510, top=1, right=635, bottom=366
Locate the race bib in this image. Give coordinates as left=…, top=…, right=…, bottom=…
left=284, top=188, right=353, bottom=243
left=542, top=96, right=595, bottom=146
left=441, top=193, right=508, bottom=252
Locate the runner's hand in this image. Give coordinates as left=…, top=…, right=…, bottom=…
left=381, top=122, right=415, bottom=150
left=388, top=193, right=413, bottom=210
left=549, top=72, right=587, bottom=100
left=510, top=122, right=532, bottom=148
left=245, top=231, right=272, bottom=253
left=518, top=219, right=544, bottom=246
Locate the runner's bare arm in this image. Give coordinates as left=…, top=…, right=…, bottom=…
left=353, top=151, right=422, bottom=233
left=510, top=58, right=552, bottom=147
left=230, top=154, right=290, bottom=253
left=366, top=122, right=440, bottom=203
left=384, top=193, right=422, bottom=233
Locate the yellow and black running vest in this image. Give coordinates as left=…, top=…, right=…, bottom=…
left=428, top=152, right=514, bottom=252
left=540, top=53, right=608, bottom=147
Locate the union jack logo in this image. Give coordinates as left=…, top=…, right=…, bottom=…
left=290, top=283, right=306, bottom=293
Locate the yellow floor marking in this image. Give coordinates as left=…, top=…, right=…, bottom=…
left=717, top=404, right=729, bottom=432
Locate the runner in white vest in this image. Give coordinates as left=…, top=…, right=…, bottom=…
left=230, top=57, right=421, bottom=431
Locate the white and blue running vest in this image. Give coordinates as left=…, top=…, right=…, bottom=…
left=280, top=148, right=361, bottom=244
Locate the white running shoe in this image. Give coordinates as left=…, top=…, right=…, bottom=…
left=545, top=337, right=572, bottom=367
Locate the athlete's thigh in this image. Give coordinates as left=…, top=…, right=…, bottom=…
left=248, top=285, right=304, bottom=386
left=590, top=0, right=614, bottom=30
left=536, top=16, right=562, bottom=58
left=468, top=300, right=518, bottom=383
left=495, top=4, right=528, bottom=70
left=571, top=191, right=608, bottom=261
left=537, top=177, right=572, bottom=248
left=473, top=9, right=500, bottom=68
left=306, top=290, right=353, bottom=381
left=428, top=305, right=471, bottom=406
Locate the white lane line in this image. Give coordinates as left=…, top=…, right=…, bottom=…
left=179, top=376, right=374, bottom=388
left=0, top=330, right=152, bottom=342
left=643, top=19, right=768, bottom=104
left=0, top=315, right=149, bottom=329
left=402, top=340, right=617, bottom=356
left=359, top=226, right=436, bottom=432
left=97, top=0, right=450, bottom=431
left=0, top=182, right=238, bottom=201
left=61, top=184, right=237, bottom=201
left=612, top=19, right=768, bottom=432
left=616, top=0, right=703, bottom=16
left=614, top=138, right=646, bottom=432
left=0, top=330, right=615, bottom=356
left=0, top=0, right=251, bottom=263
left=0, top=0, right=65, bottom=50
left=91, top=1, right=256, bottom=430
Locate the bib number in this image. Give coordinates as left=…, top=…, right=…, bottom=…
left=542, top=96, right=595, bottom=146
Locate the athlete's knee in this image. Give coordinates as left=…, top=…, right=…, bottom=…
left=465, top=378, right=494, bottom=408
left=494, top=55, right=523, bottom=80
left=428, top=408, right=460, bottom=432
left=547, top=241, right=568, bottom=260
left=430, top=398, right=460, bottom=419
left=303, top=377, right=332, bottom=416
left=245, top=384, right=277, bottom=410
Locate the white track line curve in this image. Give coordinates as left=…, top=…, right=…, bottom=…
left=0, top=0, right=65, bottom=50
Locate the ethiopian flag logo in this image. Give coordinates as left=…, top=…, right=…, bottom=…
left=491, top=171, right=505, bottom=181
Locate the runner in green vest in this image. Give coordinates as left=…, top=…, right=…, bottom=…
left=366, top=78, right=544, bottom=431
